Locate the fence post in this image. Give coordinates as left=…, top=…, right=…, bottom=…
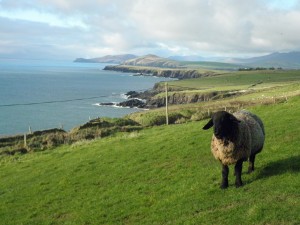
left=165, top=82, right=169, bottom=125
left=24, top=133, right=27, bottom=148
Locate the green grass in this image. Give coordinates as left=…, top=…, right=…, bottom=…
left=181, top=60, right=240, bottom=70
left=128, top=80, right=300, bottom=127
left=167, top=70, right=300, bottom=91
left=1, top=96, right=300, bottom=224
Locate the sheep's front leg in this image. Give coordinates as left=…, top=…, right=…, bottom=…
left=235, top=159, right=244, bottom=188
left=220, top=164, right=229, bottom=189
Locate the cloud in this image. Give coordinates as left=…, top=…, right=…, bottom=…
left=0, top=0, right=300, bottom=59
left=129, top=0, right=300, bottom=56
left=0, top=9, right=88, bottom=29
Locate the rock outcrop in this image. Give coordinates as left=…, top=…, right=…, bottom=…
left=117, top=99, right=146, bottom=108
left=126, top=89, right=244, bottom=108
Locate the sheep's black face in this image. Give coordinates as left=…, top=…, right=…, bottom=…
left=203, top=111, right=240, bottom=140
left=214, top=113, right=233, bottom=139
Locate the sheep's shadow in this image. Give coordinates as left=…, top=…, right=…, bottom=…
left=255, top=155, right=300, bottom=180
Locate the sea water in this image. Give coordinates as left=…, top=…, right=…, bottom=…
left=0, top=59, right=173, bottom=136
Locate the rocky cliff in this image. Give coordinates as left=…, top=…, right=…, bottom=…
left=104, top=65, right=214, bottom=79
left=145, top=91, right=241, bottom=108
left=124, top=88, right=243, bottom=108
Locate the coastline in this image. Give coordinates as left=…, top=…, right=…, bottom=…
left=104, top=65, right=215, bottom=79
left=0, top=60, right=173, bottom=137
left=0, top=61, right=211, bottom=139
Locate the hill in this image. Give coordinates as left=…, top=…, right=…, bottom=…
left=104, top=54, right=240, bottom=76
left=169, top=51, right=300, bottom=69
left=74, top=54, right=137, bottom=63
left=0, top=93, right=299, bottom=224
left=121, top=54, right=241, bottom=70
left=121, top=54, right=183, bottom=68
left=74, top=51, right=300, bottom=69
left=232, top=51, right=300, bottom=69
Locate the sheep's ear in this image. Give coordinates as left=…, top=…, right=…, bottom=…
left=203, top=119, right=213, bottom=130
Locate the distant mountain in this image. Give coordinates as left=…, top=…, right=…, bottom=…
left=122, top=54, right=182, bottom=68
left=170, top=51, right=300, bottom=69
left=232, top=52, right=300, bottom=69
left=74, top=54, right=137, bottom=64
left=75, top=51, right=300, bottom=69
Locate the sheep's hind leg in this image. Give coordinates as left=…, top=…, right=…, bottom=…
left=220, top=164, right=229, bottom=189
left=248, top=154, right=256, bottom=174
left=235, top=159, right=244, bottom=188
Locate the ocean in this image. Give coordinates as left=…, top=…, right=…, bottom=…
left=0, top=59, right=172, bottom=136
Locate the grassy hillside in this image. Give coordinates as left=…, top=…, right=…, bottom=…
left=127, top=70, right=300, bottom=126
left=166, top=70, right=300, bottom=91
left=122, top=54, right=182, bottom=68
left=120, top=54, right=239, bottom=70
left=181, top=60, right=240, bottom=70
left=1, top=95, right=300, bottom=224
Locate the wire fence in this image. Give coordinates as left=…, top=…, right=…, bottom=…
left=0, top=82, right=205, bottom=108
left=0, top=88, right=151, bottom=108
left=0, top=95, right=115, bottom=108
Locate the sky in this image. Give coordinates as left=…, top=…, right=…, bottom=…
left=0, top=0, right=300, bottom=60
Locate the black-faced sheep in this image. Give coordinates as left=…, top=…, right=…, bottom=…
left=203, top=110, right=265, bottom=189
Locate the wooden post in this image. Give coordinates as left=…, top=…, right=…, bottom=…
left=165, top=82, right=169, bottom=125
left=24, top=133, right=27, bottom=148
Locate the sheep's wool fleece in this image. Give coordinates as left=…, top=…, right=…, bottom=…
left=234, top=110, right=265, bottom=155
left=211, top=110, right=265, bottom=165
left=211, top=121, right=251, bottom=165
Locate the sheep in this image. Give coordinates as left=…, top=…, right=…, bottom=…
left=202, top=110, right=265, bottom=189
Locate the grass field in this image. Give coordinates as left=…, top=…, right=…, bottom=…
left=0, top=94, right=299, bottom=224
left=167, top=70, right=300, bottom=91
left=128, top=70, right=300, bottom=127
left=181, top=60, right=240, bottom=70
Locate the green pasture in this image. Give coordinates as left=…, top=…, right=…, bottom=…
left=181, top=60, right=240, bottom=70
left=1, top=69, right=300, bottom=224
left=0, top=95, right=299, bottom=224
left=166, top=70, right=300, bottom=91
